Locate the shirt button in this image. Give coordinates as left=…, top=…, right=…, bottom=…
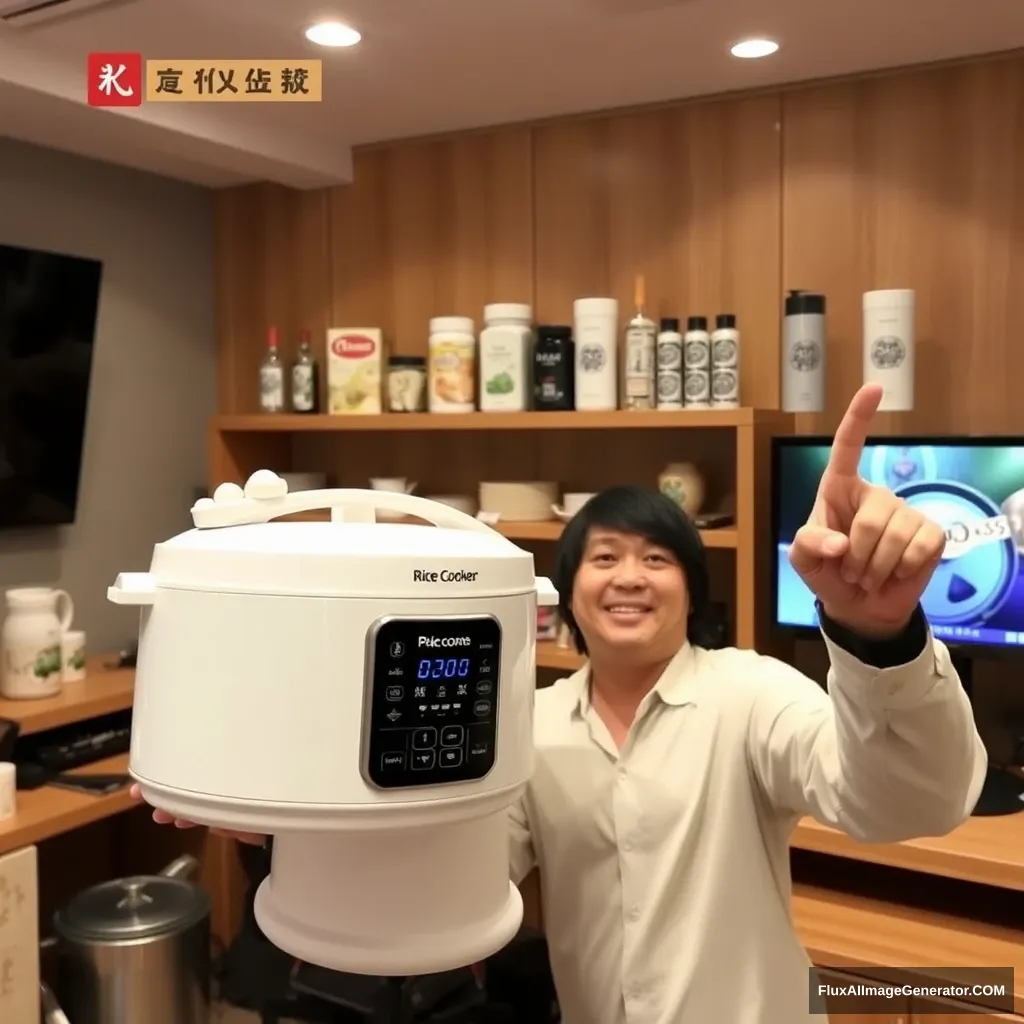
left=626, top=905, right=640, bottom=922
left=621, top=838, right=634, bottom=853
left=618, top=767, right=628, bottom=781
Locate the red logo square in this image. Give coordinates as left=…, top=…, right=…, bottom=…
left=87, top=52, right=143, bottom=107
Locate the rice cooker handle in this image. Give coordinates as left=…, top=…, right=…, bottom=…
left=190, top=470, right=502, bottom=537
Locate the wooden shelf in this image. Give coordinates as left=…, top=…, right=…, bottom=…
left=277, top=513, right=738, bottom=549
left=0, top=656, right=134, bottom=737
left=0, top=753, right=133, bottom=856
left=537, top=641, right=584, bottom=673
left=215, top=408, right=775, bottom=433
left=794, top=883, right=1024, bottom=1015
left=792, top=814, right=1024, bottom=892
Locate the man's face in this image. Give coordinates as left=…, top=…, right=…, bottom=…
left=570, top=527, right=690, bottom=662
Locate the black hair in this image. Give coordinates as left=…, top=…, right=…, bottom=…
left=552, top=485, right=718, bottom=656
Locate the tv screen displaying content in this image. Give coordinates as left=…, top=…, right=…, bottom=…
left=773, top=439, right=1024, bottom=651
left=0, top=241, right=102, bottom=528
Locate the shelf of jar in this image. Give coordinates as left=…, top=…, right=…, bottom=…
left=215, top=408, right=779, bottom=433
left=274, top=513, right=738, bottom=548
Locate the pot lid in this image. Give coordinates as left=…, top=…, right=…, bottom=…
left=130, top=472, right=541, bottom=600
left=55, top=875, right=210, bottom=942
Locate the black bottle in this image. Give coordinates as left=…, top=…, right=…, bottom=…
left=532, top=325, right=575, bottom=410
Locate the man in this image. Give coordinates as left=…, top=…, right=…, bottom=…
left=134, top=384, right=986, bottom=1023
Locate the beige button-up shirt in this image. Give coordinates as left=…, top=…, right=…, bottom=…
left=510, top=631, right=986, bottom=1024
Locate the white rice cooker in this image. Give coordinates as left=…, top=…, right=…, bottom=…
left=108, top=470, right=558, bottom=977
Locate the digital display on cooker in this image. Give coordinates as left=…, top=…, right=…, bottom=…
left=362, top=616, right=502, bottom=790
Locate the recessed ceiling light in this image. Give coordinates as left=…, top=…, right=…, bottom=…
left=730, top=38, right=779, bottom=59
left=305, top=21, right=361, bottom=48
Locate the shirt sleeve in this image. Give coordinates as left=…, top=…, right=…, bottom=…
left=745, top=619, right=988, bottom=842
left=509, top=792, right=536, bottom=884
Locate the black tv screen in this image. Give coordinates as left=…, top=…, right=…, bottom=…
left=0, top=241, right=102, bottom=528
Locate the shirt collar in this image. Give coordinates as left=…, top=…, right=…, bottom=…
left=569, top=642, right=700, bottom=717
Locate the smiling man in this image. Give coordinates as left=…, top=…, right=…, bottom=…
left=134, top=385, right=986, bottom=1024
left=510, top=384, right=987, bottom=1023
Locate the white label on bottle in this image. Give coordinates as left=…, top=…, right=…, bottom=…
left=712, top=335, right=738, bottom=368
left=625, top=326, right=655, bottom=399
left=684, top=369, right=711, bottom=406
left=260, top=366, right=284, bottom=411
left=292, top=365, right=315, bottom=411
left=684, top=337, right=710, bottom=369
left=711, top=367, right=739, bottom=407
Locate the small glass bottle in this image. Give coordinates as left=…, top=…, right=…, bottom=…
left=259, top=326, right=285, bottom=413
left=291, top=329, right=319, bottom=413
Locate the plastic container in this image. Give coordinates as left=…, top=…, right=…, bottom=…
left=532, top=325, right=574, bottom=411
left=782, top=291, right=826, bottom=413
left=710, top=313, right=740, bottom=409
left=683, top=316, right=711, bottom=409
left=479, top=304, right=533, bottom=412
left=656, top=317, right=683, bottom=410
left=428, top=317, right=476, bottom=413
left=387, top=356, right=427, bottom=413
left=573, top=298, right=618, bottom=411
left=863, top=289, right=915, bottom=411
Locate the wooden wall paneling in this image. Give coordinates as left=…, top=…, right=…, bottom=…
left=531, top=94, right=783, bottom=409
left=781, top=57, right=1024, bottom=436
left=328, top=127, right=534, bottom=356
left=215, top=185, right=307, bottom=414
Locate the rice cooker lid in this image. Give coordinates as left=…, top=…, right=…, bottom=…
left=55, top=876, right=210, bottom=942
left=146, top=475, right=539, bottom=599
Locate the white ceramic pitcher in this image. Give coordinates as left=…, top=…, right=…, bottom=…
left=2, top=587, right=74, bottom=700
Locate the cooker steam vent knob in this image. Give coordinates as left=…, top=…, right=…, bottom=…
left=244, top=469, right=288, bottom=501
left=213, top=482, right=245, bottom=503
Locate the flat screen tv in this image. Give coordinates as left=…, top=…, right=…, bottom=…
left=0, top=241, right=102, bottom=528
left=772, top=437, right=1024, bottom=652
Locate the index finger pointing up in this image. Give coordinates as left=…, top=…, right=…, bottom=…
left=825, top=383, right=883, bottom=478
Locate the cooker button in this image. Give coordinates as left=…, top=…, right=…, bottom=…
left=380, top=751, right=405, bottom=772
left=412, top=727, right=436, bottom=749
left=439, top=748, right=463, bottom=768
left=440, top=726, right=464, bottom=747
left=475, top=679, right=493, bottom=696
left=473, top=700, right=491, bottom=717
left=467, top=725, right=492, bottom=762
left=411, top=750, right=436, bottom=770
left=385, top=685, right=404, bottom=702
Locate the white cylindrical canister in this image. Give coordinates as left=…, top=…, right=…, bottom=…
left=863, top=289, right=915, bottom=411
left=781, top=290, right=826, bottom=413
left=573, top=298, right=618, bottom=410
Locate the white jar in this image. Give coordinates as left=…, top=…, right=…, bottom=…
left=863, top=289, right=915, bottom=411
left=428, top=317, right=476, bottom=413
left=479, top=304, right=532, bottom=412
left=2, top=587, right=74, bottom=699
left=710, top=313, right=740, bottom=409
left=782, top=290, right=827, bottom=413
left=573, top=298, right=618, bottom=411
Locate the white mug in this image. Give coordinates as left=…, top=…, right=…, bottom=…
left=552, top=492, right=597, bottom=520
left=370, top=477, right=417, bottom=494
left=62, top=630, right=87, bottom=683
left=0, top=762, right=15, bottom=821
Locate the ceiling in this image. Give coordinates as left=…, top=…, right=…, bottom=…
left=0, top=0, right=1022, bottom=189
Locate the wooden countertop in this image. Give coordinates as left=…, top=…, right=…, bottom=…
left=0, top=753, right=133, bottom=856
left=0, top=655, right=134, bottom=736
left=794, top=882, right=1024, bottom=1016
left=792, top=814, right=1024, bottom=892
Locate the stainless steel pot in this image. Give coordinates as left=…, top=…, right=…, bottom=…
left=50, top=853, right=211, bottom=1024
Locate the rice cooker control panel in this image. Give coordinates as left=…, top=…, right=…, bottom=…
left=363, top=616, right=502, bottom=790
